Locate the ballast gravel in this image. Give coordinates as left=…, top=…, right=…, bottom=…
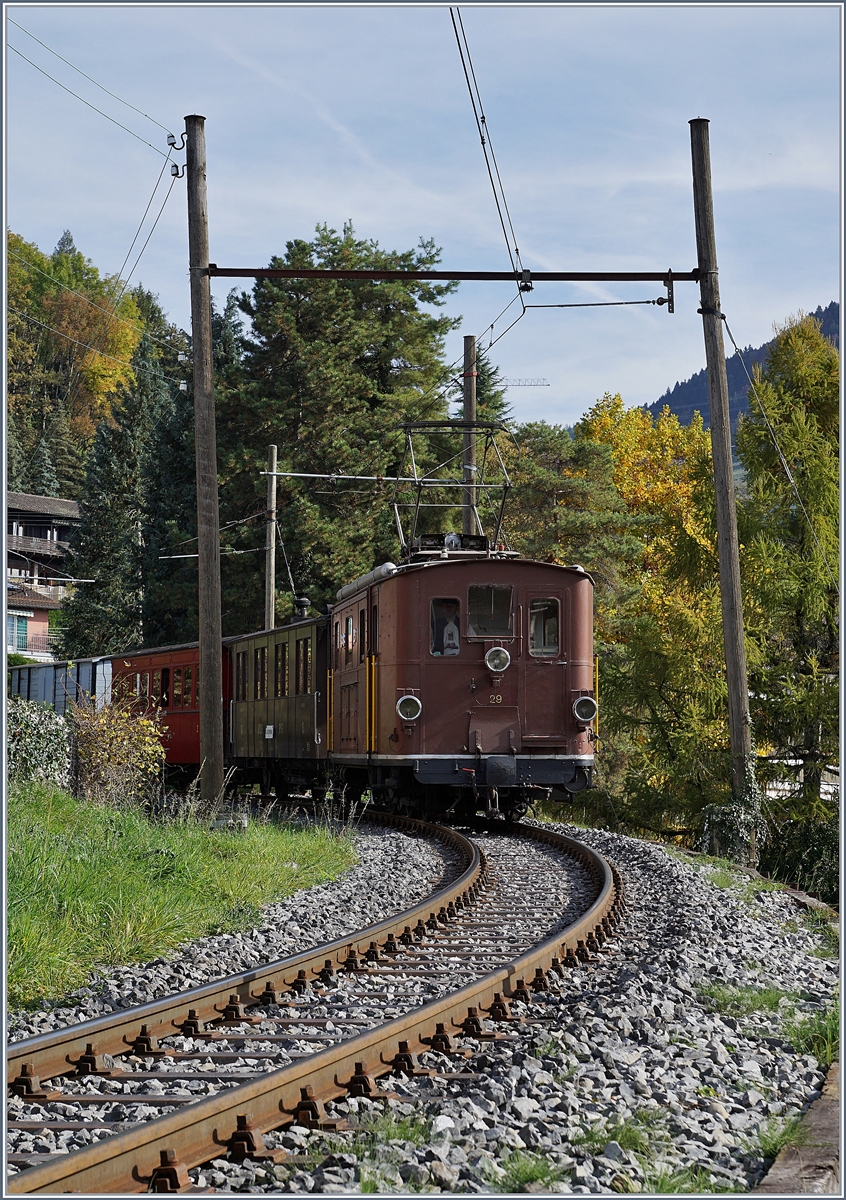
left=7, top=822, right=459, bottom=1041
left=8, top=821, right=839, bottom=1194
left=188, top=823, right=835, bottom=1194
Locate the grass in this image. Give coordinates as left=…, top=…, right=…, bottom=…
left=698, top=982, right=798, bottom=1016
left=490, top=1150, right=563, bottom=1192
left=803, top=912, right=840, bottom=959
left=7, top=780, right=357, bottom=1009
left=571, top=1108, right=667, bottom=1158
left=782, top=997, right=839, bottom=1068
left=351, top=1110, right=432, bottom=1150
left=640, top=1165, right=742, bottom=1193
left=709, top=868, right=738, bottom=889
left=744, top=1114, right=808, bottom=1160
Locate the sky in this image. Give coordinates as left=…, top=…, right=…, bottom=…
left=4, top=2, right=842, bottom=426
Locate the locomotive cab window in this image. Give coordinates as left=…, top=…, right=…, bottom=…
left=529, top=598, right=560, bottom=657
left=431, top=598, right=461, bottom=656
left=467, top=585, right=513, bottom=638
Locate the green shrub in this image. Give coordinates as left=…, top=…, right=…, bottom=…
left=758, top=810, right=839, bottom=905
left=70, top=696, right=166, bottom=806
left=6, top=695, right=70, bottom=788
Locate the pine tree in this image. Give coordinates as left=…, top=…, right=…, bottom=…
left=215, top=223, right=458, bottom=633
left=27, top=437, right=61, bottom=497
left=6, top=409, right=26, bottom=492
left=58, top=336, right=169, bottom=657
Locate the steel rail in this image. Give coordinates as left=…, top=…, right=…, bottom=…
left=8, top=823, right=622, bottom=1195
left=7, top=814, right=480, bottom=1089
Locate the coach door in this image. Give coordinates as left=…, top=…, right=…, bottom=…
left=521, top=593, right=567, bottom=743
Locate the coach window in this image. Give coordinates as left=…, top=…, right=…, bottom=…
left=296, top=637, right=312, bottom=694
left=183, top=665, right=193, bottom=707
left=152, top=670, right=161, bottom=705
left=254, top=647, right=267, bottom=700
left=359, top=610, right=366, bottom=663
left=431, top=598, right=461, bottom=656
left=236, top=652, right=247, bottom=702
left=467, top=585, right=513, bottom=638
left=160, top=668, right=170, bottom=708
left=274, top=643, right=288, bottom=697
left=345, top=616, right=354, bottom=666
left=529, top=598, right=560, bottom=657
left=334, top=621, right=340, bottom=669
left=172, top=668, right=183, bottom=708
left=370, top=604, right=378, bottom=655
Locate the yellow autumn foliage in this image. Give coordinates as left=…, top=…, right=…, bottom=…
left=71, top=697, right=166, bottom=807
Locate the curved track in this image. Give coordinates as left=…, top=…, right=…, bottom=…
left=7, top=814, right=624, bottom=1194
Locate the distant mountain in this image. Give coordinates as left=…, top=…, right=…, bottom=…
left=649, top=302, right=839, bottom=432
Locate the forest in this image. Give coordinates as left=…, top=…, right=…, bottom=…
left=6, top=225, right=839, bottom=897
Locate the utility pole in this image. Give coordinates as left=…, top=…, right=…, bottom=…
left=185, top=114, right=224, bottom=802
left=462, top=334, right=477, bottom=536
left=265, top=444, right=277, bottom=631
left=689, top=118, right=753, bottom=807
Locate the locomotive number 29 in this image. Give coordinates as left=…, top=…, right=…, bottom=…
left=489, top=694, right=502, bottom=704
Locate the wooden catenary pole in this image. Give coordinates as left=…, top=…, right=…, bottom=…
left=462, top=335, right=477, bottom=537
left=689, top=118, right=753, bottom=806
left=265, top=445, right=277, bottom=631
left=185, top=114, right=224, bottom=802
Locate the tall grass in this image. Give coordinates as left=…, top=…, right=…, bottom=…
left=7, top=781, right=357, bottom=1009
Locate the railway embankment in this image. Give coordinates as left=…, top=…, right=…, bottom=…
left=7, top=817, right=837, bottom=1193
left=183, top=823, right=836, bottom=1194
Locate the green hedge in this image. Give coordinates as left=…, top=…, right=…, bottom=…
left=6, top=695, right=70, bottom=789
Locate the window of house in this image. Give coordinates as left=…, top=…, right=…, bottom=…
left=274, top=642, right=289, bottom=697
left=296, top=637, right=312, bottom=694
left=467, top=586, right=513, bottom=638
left=529, top=599, right=560, bottom=657
left=431, top=598, right=461, bottom=656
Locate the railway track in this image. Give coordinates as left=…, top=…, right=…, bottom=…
left=7, top=813, right=624, bottom=1194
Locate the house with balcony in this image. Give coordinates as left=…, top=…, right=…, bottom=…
left=7, top=492, right=81, bottom=662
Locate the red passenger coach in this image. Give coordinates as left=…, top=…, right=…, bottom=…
left=111, top=643, right=232, bottom=774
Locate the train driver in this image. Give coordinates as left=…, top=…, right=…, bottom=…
left=432, top=598, right=461, bottom=656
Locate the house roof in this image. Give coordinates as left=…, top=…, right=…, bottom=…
left=6, top=581, right=61, bottom=610
left=7, top=492, right=81, bottom=521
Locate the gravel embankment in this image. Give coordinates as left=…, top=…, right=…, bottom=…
left=8, top=821, right=838, bottom=1193
left=7, top=822, right=459, bottom=1041
left=184, top=822, right=837, bottom=1194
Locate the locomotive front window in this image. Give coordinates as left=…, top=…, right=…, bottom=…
left=431, top=598, right=461, bottom=656
left=467, top=586, right=513, bottom=638
left=529, top=598, right=560, bottom=657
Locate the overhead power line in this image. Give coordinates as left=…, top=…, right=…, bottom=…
left=8, top=17, right=174, bottom=135
left=8, top=44, right=170, bottom=158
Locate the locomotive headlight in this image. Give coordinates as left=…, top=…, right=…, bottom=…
left=573, top=695, right=598, bottom=724
left=484, top=647, right=511, bottom=674
left=396, top=694, right=423, bottom=721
